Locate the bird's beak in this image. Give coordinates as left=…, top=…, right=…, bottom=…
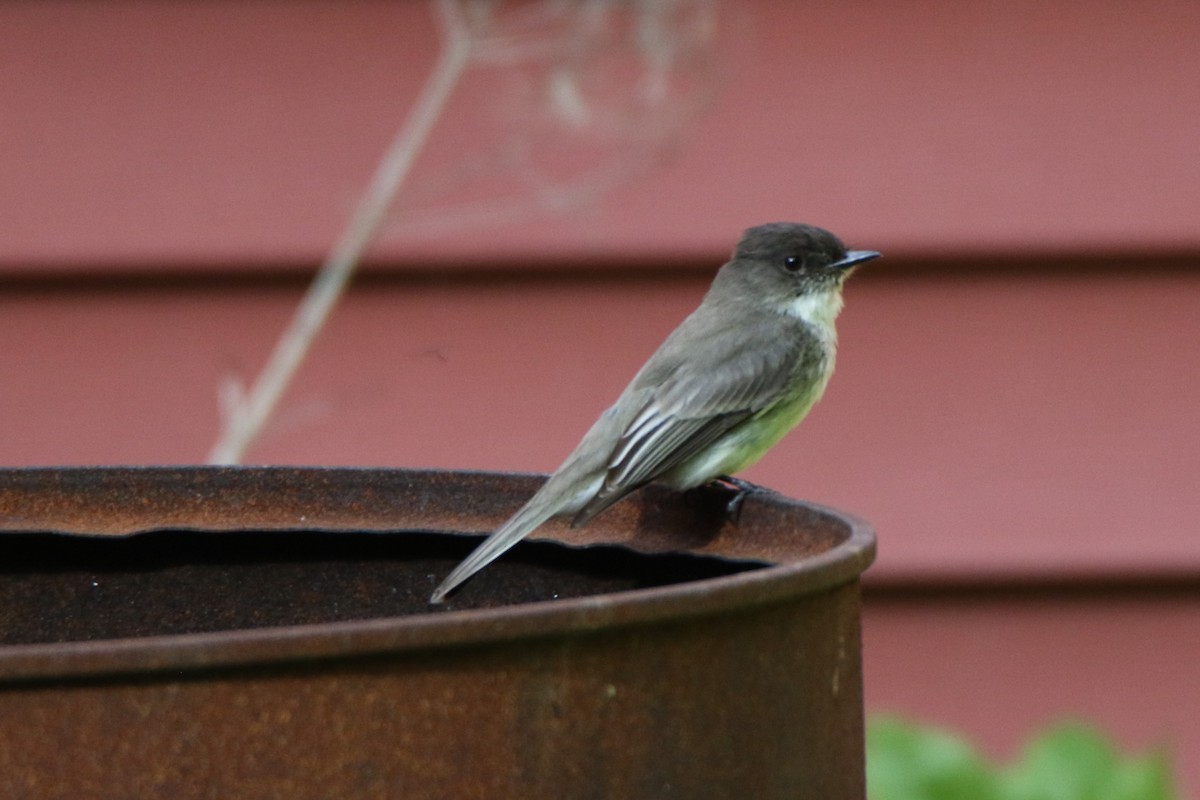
left=833, top=250, right=881, bottom=270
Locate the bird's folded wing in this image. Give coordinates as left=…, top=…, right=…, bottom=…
left=573, top=343, right=795, bottom=524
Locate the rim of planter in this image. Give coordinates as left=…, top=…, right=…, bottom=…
left=0, top=466, right=875, bottom=683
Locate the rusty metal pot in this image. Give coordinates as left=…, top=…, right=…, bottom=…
left=0, top=467, right=874, bottom=799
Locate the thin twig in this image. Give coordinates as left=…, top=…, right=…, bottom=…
left=207, top=0, right=472, bottom=465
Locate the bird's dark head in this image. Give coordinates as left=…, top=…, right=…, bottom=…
left=731, top=222, right=879, bottom=294
left=706, top=222, right=879, bottom=326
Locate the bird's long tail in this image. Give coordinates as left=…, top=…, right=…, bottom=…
left=429, top=491, right=564, bottom=603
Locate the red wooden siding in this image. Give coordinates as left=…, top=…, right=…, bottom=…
left=2, top=1, right=1198, bottom=794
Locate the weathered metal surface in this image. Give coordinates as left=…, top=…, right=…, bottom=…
left=0, top=467, right=874, bottom=799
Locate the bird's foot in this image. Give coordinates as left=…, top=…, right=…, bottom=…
left=706, top=475, right=764, bottom=524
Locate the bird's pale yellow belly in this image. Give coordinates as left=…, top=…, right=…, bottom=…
left=662, top=354, right=834, bottom=489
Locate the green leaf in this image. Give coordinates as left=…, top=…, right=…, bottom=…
left=998, top=723, right=1176, bottom=800
left=1000, top=723, right=1114, bottom=800
left=1108, top=752, right=1176, bottom=800
left=867, top=716, right=1002, bottom=800
left=866, top=718, right=1177, bottom=800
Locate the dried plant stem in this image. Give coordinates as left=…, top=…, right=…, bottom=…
left=207, top=0, right=471, bottom=465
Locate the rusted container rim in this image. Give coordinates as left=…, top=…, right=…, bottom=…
left=0, top=467, right=875, bottom=683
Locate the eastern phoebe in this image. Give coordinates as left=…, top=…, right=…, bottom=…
left=431, top=222, right=878, bottom=602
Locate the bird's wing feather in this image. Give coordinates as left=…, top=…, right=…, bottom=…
left=602, top=407, right=750, bottom=493
left=573, top=321, right=801, bottom=524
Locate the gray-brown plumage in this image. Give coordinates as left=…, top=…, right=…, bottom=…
left=431, top=222, right=877, bottom=602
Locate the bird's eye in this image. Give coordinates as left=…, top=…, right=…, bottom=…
left=783, top=255, right=803, bottom=271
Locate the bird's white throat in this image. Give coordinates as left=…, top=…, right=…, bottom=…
left=783, top=288, right=844, bottom=331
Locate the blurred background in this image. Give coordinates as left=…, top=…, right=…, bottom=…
left=2, top=0, right=1198, bottom=793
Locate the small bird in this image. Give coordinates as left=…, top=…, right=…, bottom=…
left=431, top=222, right=878, bottom=602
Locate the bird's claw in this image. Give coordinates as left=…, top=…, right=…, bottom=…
left=708, top=476, right=763, bottom=525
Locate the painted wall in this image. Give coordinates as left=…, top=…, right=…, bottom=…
left=2, top=1, right=1198, bottom=794
left=2, top=0, right=1198, bottom=271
